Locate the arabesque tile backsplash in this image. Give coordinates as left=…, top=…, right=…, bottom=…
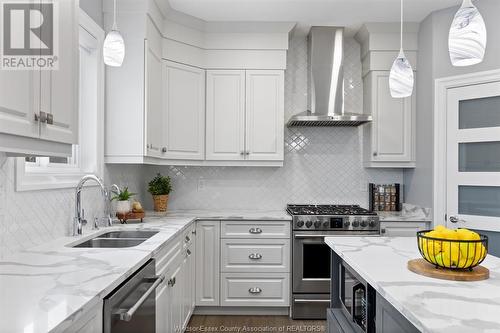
left=0, top=36, right=403, bottom=257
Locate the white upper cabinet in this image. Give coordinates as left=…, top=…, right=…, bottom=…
left=163, top=61, right=205, bottom=160
left=40, top=0, right=78, bottom=144
left=145, top=19, right=164, bottom=158
left=0, top=0, right=77, bottom=156
left=245, top=70, right=284, bottom=161
left=363, top=71, right=415, bottom=167
left=206, top=70, right=246, bottom=160
left=356, top=23, right=418, bottom=168
left=0, top=70, right=38, bottom=139
left=206, top=70, right=284, bottom=163
left=105, top=2, right=289, bottom=166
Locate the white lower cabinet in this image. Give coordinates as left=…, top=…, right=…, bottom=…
left=380, top=221, right=431, bottom=237
left=156, top=223, right=196, bottom=333
left=196, top=220, right=291, bottom=310
left=195, top=220, right=221, bottom=306
left=220, top=272, right=290, bottom=307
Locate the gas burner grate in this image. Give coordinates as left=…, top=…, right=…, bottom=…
left=286, top=204, right=376, bottom=216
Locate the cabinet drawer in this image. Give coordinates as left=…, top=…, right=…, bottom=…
left=155, top=236, right=182, bottom=271
left=221, top=239, right=290, bottom=273
left=221, top=221, right=290, bottom=239
left=220, top=273, right=289, bottom=307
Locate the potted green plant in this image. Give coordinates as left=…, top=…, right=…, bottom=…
left=148, top=173, right=172, bottom=212
left=111, top=186, right=136, bottom=214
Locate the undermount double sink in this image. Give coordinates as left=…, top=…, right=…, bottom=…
left=72, top=230, right=159, bottom=248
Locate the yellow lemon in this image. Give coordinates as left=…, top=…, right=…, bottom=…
left=456, top=228, right=480, bottom=241
left=442, top=242, right=461, bottom=267
left=441, top=229, right=458, bottom=240
left=434, top=225, right=447, bottom=232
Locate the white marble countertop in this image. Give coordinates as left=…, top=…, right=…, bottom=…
left=325, top=236, right=500, bottom=333
left=0, top=210, right=290, bottom=333
left=378, top=204, right=432, bottom=222
left=148, top=209, right=292, bottom=221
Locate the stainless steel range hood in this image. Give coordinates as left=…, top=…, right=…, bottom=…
left=287, top=27, right=372, bottom=127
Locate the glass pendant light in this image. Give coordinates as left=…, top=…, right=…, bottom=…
left=389, top=0, right=414, bottom=98
left=449, top=0, right=487, bottom=67
left=103, top=0, right=125, bottom=67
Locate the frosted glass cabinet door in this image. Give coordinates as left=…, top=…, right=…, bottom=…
left=446, top=81, right=500, bottom=231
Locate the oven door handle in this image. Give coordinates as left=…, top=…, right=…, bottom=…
left=115, top=275, right=164, bottom=322
left=294, top=234, right=332, bottom=238
left=294, top=299, right=331, bottom=303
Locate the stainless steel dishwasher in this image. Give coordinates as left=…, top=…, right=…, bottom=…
left=103, top=259, right=164, bottom=333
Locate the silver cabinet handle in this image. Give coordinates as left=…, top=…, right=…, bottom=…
left=240, top=151, right=245, bottom=155
left=249, top=227, right=263, bottom=234
left=381, top=228, right=386, bottom=234
left=187, top=249, right=192, bottom=256
left=449, top=216, right=466, bottom=224
left=46, top=113, right=54, bottom=125
left=192, top=230, right=196, bottom=235
left=245, top=151, right=250, bottom=155
left=34, top=111, right=47, bottom=123
left=168, top=276, right=176, bottom=287
left=373, top=152, right=378, bottom=157
left=248, top=287, right=262, bottom=294
left=161, top=147, right=167, bottom=153
left=185, top=235, right=190, bottom=243
left=249, top=253, right=262, bottom=260
left=117, top=275, right=164, bottom=321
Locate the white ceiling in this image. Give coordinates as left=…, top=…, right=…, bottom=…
left=168, top=0, right=460, bottom=35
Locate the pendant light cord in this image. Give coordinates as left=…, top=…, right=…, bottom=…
left=400, top=0, right=403, bottom=52
left=112, top=0, right=117, bottom=30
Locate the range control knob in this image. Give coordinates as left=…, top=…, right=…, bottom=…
left=323, top=221, right=329, bottom=228
left=314, top=221, right=321, bottom=228
left=344, top=221, right=350, bottom=227
left=369, top=220, right=377, bottom=227
left=352, top=220, right=360, bottom=228
left=360, top=220, right=367, bottom=227
left=297, top=220, right=304, bottom=228
left=305, top=221, right=312, bottom=228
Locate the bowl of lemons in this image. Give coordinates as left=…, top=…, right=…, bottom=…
left=417, top=226, right=488, bottom=270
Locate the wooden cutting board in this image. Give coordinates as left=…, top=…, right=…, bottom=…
left=408, top=258, right=489, bottom=281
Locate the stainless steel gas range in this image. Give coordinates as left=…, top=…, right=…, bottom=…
left=287, top=204, right=380, bottom=320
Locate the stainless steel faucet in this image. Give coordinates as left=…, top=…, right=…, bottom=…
left=74, top=175, right=107, bottom=236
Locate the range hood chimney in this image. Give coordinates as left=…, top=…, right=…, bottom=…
left=287, top=27, right=372, bottom=127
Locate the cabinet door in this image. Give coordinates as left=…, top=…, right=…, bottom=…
left=163, top=61, right=205, bottom=160
left=144, top=23, right=163, bottom=157
left=0, top=70, right=38, bottom=138
left=370, top=71, right=414, bottom=162
left=40, top=0, right=78, bottom=144
left=195, top=220, right=221, bottom=306
left=156, top=281, right=169, bottom=333
left=380, top=222, right=430, bottom=237
left=376, top=293, right=419, bottom=333
left=206, top=70, right=246, bottom=160
left=169, top=262, right=183, bottom=333
left=245, top=70, right=284, bottom=161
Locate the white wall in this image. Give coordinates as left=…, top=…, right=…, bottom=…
left=405, top=0, right=500, bottom=208
left=403, top=0, right=500, bottom=255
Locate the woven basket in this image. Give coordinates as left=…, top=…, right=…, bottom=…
left=152, top=195, right=169, bottom=212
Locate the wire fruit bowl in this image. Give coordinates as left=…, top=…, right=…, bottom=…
left=417, top=230, right=488, bottom=270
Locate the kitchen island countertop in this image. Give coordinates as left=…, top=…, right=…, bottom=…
left=324, top=236, right=500, bottom=333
